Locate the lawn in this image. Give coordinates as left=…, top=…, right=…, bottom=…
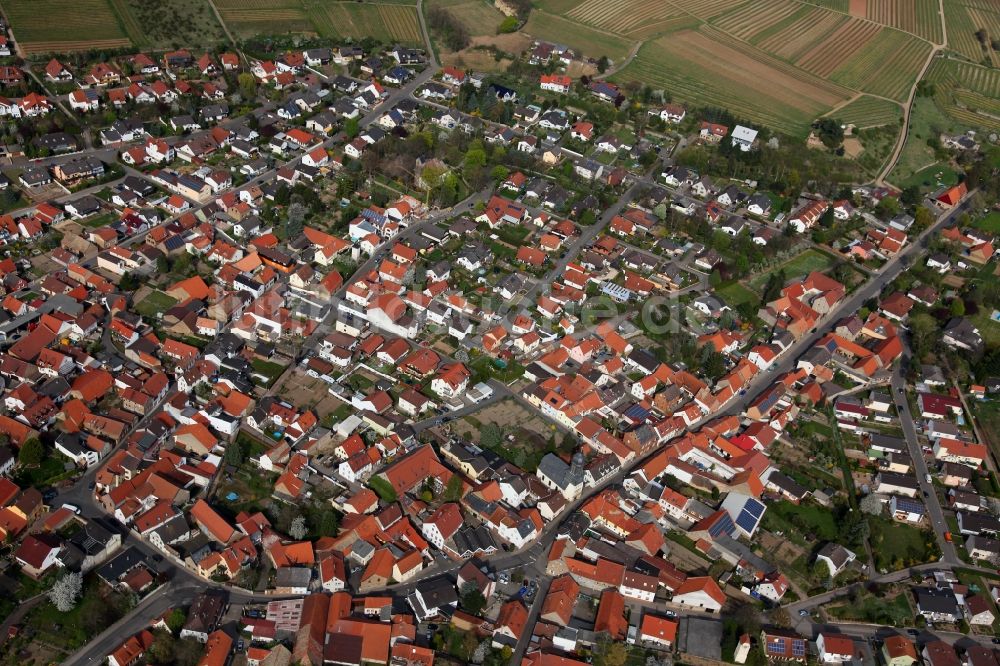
left=20, top=575, right=131, bottom=651
left=81, top=213, right=117, bottom=229
left=827, top=587, right=912, bottom=626
left=134, top=290, right=178, bottom=318
left=974, top=212, right=1000, bottom=234
left=762, top=500, right=840, bottom=547
left=889, top=96, right=961, bottom=187
left=869, top=518, right=940, bottom=571
left=251, top=358, right=288, bottom=387
left=716, top=281, right=758, bottom=307
left=747, top=249, right=838, bottom=290
left=970, top=311, right=1000, bottom=351
left=522, top=9, right=636, bottom=62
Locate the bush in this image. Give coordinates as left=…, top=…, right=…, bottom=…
left=368, top=476, right=398, bottom=503
left=497, top=16, right=518, bottom=33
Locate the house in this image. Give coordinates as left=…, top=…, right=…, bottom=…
left=816, top=634, right=854, bottom=663
left=730, top=125, right=758, bottom=152
left=761, top=629, right=807, bottom=663
left=882, top=636, right=918, bottom=666
left=915, top=588, right=961, bottom=623
left=815, top=543, right=855, bottom=578
left=672, top=576, right=725, bottom=612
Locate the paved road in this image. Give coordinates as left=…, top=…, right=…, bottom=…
left=891, top=354, right=960, bottom=564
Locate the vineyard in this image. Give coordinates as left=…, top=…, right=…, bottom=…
left=214, top=0, right=314, bottom=36
left=4, top=0, right=131, bottom=53
left=711, top=0, right=802, bottom=42
left=829, top=94, right=902, bottom=128
left=829, top=29, right=933, bottom=101
left=795, top=18, right=882, bottom=77
left=944, top=0, right=1000, bottom=65
left=754, top=8, right=850, bottom=61
left=564, top=0, right=689, bottom=39
left=925, top=57, right=1000, bottom=131
left=612, top=27, right=852, bottom=136
left=863, top=0, right=943, bottom=44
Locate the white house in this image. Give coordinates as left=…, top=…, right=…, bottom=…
left=730, top=125, right=758, bottom=152
left=816, top=633, right=854, bottom=663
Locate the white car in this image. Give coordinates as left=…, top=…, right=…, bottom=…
left=61, top=503, right=81, bottom=515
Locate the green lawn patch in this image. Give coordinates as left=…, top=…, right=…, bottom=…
left=80, top=212, right=117, bottom=229
left=869, top=518, right=940, bottom=571
left=747, top=249, right=838, bottom=290
left=975, top=212, right=1000, bottom=234
left=827, top=588, right=912, bottom=626
left=251, top=359, right=287, bottom=387
left=369, top=475, right=398, bottom=502
left=716, top=281, right=758, bottom=307
left=134, top=290, right=178, bottom=318
left=21, top=575, right=131, bottom=650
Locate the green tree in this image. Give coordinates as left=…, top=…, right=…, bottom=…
left=18, top=438, right=43, bottom=466
left=497, top=16, right=518, bottom=33
left=344, top=117, right=360, bottom=139
left=237, top=72, right=257, bottom=100
left=166, top=608, right=187, bottom=634
left=223, top=438, right=245, bottom=466
left=951, top=298, right=966, bottom=317
left=596, top=56, right=609, bottom=74
left=460, top=582, right=487, bottom=615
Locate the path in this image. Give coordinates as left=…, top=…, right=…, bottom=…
left=875, top=0, right=949, bottom=185
left=0, top=593, right=45, bottom=649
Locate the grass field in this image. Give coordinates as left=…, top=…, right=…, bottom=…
left=716, top=281, right=759, bottom=307
left=523, top=9, right=636, bottom=62
left=135, top=290, right=178, bottom=318
left=613, top=27, right=853, bottom=137
left=427, top=0, right=505, bottom=37
left=747, top=249, right=839, bottom=290
left=108, top=0, right=228, bottom=49
left=4, top=0, right=132, bottom=53
left=306, top=1, right=422, bottom=43
left=831, top=94, right=903, bottom=128
left=869, top=518, right=940, bottom=570
left=215, top=0, right=315, bottom=36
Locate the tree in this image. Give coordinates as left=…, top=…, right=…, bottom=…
left=951, top=298, right=966, bottom=317
left=289, top=515, right=308, bottom=540
left=498, top=16, right=518, bottom=33
left=18, top=437, right=43, bottom=466
left=222, top=438, right=245, bottom=466
left=285, top=201, right=306, bottom=239
left=815, top=118, right=844, bottom=149
left=237, top=72, right=257, bottom=100
left=147, top=629, right=177, bottom=664
left=596, top=56, right=610, bottom=74
left=859, top=493, right=883, bottom=516
left=460, top=582, right=487, bottom=615
left=344, top=117, right=360, bottom=139
left=49, top=571, right=83, bottom=612
left=166, top=608, right=187, bottom=634
left=594, top=636, right=627, bottom=666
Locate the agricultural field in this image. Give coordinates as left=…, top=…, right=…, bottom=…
left=564, top=0, right=691, bottom=40
left=3, top=0, right=131, bottom=54
left=859, top=0, right=944, bottom=44
left=944, top=0, right=1000, bottom=65
left=214, top=0, right=314, bottom=37
left=926, top=57, right=1000, bottom=131
left=108, top=0, right=228, bottom=49
left=829, top=28, right=933, bottom=101
left=522, top=9, right=636, bottom=62
left=755, top=6, right=850, bottom=61
left=307, top=1, right=422, bottom=43
left=612, top=27, right=853, bottom=137
left=427, top=0, right=505, bottom=37
left=712, top=0, right=803, bottom=42
left=795, top=18, right=883, bottom=78
left=831, top=94, right=903, bottom=128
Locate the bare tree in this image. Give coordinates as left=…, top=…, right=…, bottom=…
left=289, top=515, right=308, bottom=541
left=49, top=571, right=83, bottom=612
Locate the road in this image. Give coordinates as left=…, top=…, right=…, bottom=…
left=891, top=352, right=959, bottom=564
